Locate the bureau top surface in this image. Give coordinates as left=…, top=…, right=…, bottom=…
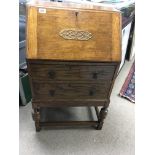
left=27, top=1, right=118, bottom=12
left=26, top=1, right=122, bottom=62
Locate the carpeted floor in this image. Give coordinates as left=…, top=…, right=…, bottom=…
left=19, top=59, right=135, bottom=155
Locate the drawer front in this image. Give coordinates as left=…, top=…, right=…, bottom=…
left=33, top=82, right=111, bottom=100
left=29, top=64, right=116, bottom=81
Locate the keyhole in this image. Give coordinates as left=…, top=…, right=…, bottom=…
left=75, top=11, right=78, bottom=17
left=75, top=11, right=79, bottom=28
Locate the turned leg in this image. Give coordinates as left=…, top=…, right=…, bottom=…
left=96, top=107, right=108, bottom=130
left=33, top=107, right=41, bottom=132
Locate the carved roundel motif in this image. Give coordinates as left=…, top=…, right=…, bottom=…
left=59, top=29, right=92, bottom=41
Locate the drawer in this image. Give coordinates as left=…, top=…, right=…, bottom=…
left=32, top=82, right=111, bottom=100
left=29, top=64, right=116, bottom=81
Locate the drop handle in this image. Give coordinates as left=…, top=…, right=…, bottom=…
left=89, top=89, right=95, bottom=96
left=49, top=90, right=55, bottom=96
left=92, top=72, right=98, bottom=79
left=48, top=70, right=56, bottom=79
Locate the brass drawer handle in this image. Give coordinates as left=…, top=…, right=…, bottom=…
left=92, top=72, right=98, bottom=79
left=49, top=90, right=55, bottom=96
left=89, top=89, right=95, bottom=96
left=48, top=70, right=56, bottom=79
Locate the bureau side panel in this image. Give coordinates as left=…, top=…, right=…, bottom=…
left=111, top=13, right=122, bottom=61
left=26, top=6, right=38, bottom=59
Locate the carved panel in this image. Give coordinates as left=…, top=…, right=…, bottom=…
left=59, top=29, right=92, bottom=41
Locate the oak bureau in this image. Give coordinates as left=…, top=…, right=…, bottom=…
left=26, top=1, right=122, bottom=131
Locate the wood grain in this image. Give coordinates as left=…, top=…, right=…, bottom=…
left=26, top=6, right=38, bottom=58
left=27, top=1, right=118, bottom=12
left=32, top=99, right=108, bottom=107
left=40, top=121, right=98, bottom=127
left=36, top=9, right=112, bottom=61
left=29, top=63, right=116, bottom=81
left=111, top=13, right=122, bottom=61
left=26, top=1, right=122, bottom=131
left=26, top=2, right=121, bottom=61
left=32, top=81, right=111, bottom=100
